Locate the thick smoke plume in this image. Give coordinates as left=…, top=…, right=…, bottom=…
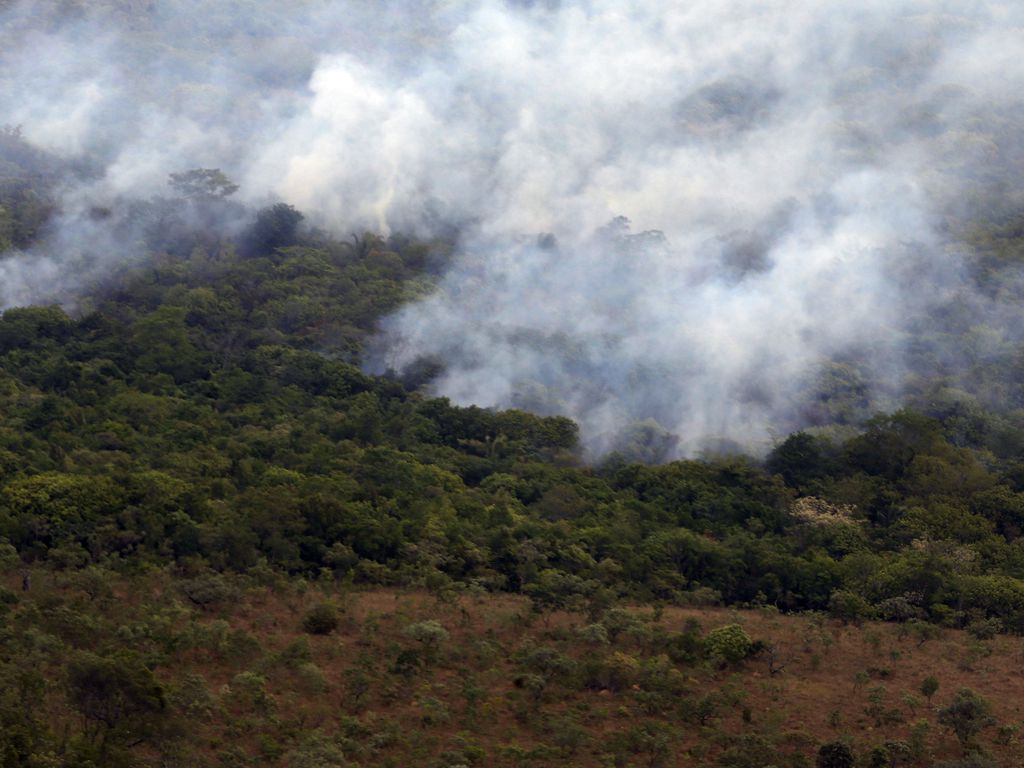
left=2, top=1, right=1024, bottom=457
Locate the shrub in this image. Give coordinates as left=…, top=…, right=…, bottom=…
left=934, top=756, right=997, bottom=768
left=705, top=624, right=753, bottom=666
left=180, top=573, right=236, bottom=610
left=717, top=733, right=774, bottom=768
left=402, top=620, right=449, bottom=663
left=296, top=662, right=329, bottom=695
left=663, top=620, right=704, bottom=665
left=415, top=695, right=451, bottom=726
left=816, top=741, right=854, bottom=768
left=828, top=590, right=873, bottom=625
left=228, top=671, right=274, bottom=714
left=302, top=602, right=340, bottom=635
left=0, top=538, right=19, bottom=571
left=937, top=688, right=996, bottom=754
left=576, top=623, right=610, bottom=645
left=877, top=596, right=925, bottom=622
left=966, top=617, right=1001, bottom=640
left=285, top=732, right=347, bottom=768
left=600, top=607, right=642, bottom=642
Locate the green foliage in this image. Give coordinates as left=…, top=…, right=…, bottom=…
left=284, top=732, right=348, bottom=768
left=966, top=617, right=1002, bottom=640
left=67, top=651, right=166, bottom=753
left=704, top=624, right=753, bottom=666
left=768, top=432, right=837, bottom=491
left=828, top=590, right=874, bottom=625
left=816, top=741, right=855, bottom=768
left=920, top=675, right=940, bottom=702
left=716, top=733, right=775, bottom=768
left=302, top=602, right=340, bottom=635
left=0, top=306, right=73, bottom=353
left=181, top=574, right=237, bottom=610
left=937, top=688, right=997, bottom=754
left=934, top=755, right=998, bottom=768
left=2, top=176, right=1024, bottom=768
left=244, top=203, right=304, bottom=255
left=0, top=126, right=58, bottom=250
left=4, top=222, right=1024, bottom=628
left=609, top=722, right=673, bottom=768
left=403, top=620, right=449, bottom=664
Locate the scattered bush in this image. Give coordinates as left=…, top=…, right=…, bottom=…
left=705, top=624, right=753, bottom=666
left=816, top=741, right=854, bottom=768
left=920, top=675, right=940, bottom=702
left=402, top=619, right=449, bottom=663
left=938, top=688, right=996, bottom=754
left=827, top=590, right=873, bottom=625
left=966, top=617, right=1002, bottom=640
left=302, top=602, right=340, bottom=635
left=181, top=574, right=236, bottom=610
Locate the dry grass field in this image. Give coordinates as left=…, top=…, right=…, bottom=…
left=30, top=569, right=1012, bottom=768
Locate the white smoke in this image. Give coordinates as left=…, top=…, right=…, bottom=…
left=1, top=0, right=1023, bottom=456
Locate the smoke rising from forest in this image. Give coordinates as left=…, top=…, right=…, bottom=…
left=2, top=1, right=1024, bottom=457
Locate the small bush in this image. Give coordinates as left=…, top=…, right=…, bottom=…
left=934, top=756, right=997, bottom=768
left=937, top=688, right=996, bottom=754
left=705, top=624, right=753, bottom=666
left=966, top=617, right=1001, bottom=640
left=302, top=602, right=340, bottom=635
left=296, top=662, right=329, bottom=695
left=576, top=623, right=610, bottom=645
left=828, top=590, right=873, bottom=625
left=285, top=731, right=347, bottom=768
left=181, top=573, right=236, bottom=610
left=402, top=619, right=449, bottom=663
left=816, top=741, right=854, bottom=768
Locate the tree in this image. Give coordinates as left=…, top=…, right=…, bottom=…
left=0, top=305, right=73, bottom=352
left=0, top=473, right=126, bottom=555
left=767, top=432, right=835, bottom=490
left=302, top=602, right=340, bottom=635
left=243, top=202, right=304, bottom=255
left=616, top=722, right=672, bottom=768
left=704, top=624, right=753, bottom=666
left=130, top=305, right=204, bottom=381
left=828, top=589, right=873, bottom=625
left=716, top=733, right=775, bottom=768
left=402, top=620, right=449, bottom=664
left=937, top=688, right=996, bottom=754
left=342, top=666, right=372, bottom=713
left=67, top=652, right=166, bottom=759
left=524, top=569, right=594, bottom=619
left=817, top=742, right=855, bottom=768
left=168, top=168, right=238, bottom=199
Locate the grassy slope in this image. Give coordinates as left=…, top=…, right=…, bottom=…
left=7, top=566, right=1023, bottom=767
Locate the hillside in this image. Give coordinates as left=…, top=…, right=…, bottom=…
left=3, top=207, right=1024, bottom=765
left=3, top=570, right=1024, bottom=768
left=5, top=3, right=1024, bottom=766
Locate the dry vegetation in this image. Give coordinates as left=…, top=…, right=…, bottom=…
left=7, top=566, right=1024, bottom=767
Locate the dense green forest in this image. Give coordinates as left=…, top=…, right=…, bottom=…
left=6, top=127, right=1024, bottom=766
left=4, top=119, right=1024, bottom=622
left=5, top=177, right=1024, bottom=626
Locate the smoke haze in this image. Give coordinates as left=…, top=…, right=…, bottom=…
left=2, top=0, right=1024, bottom=456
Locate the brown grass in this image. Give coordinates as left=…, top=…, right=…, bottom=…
left=10, top=568, right=1024, bottom=767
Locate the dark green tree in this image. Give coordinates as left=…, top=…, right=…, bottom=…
left=816, top=741, right=855, bottom=768
left=67, top=652, right=166, bottom=760
left=243, top=202, right=304, bottom=255
left=938, top=688, right=996, bottom=754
